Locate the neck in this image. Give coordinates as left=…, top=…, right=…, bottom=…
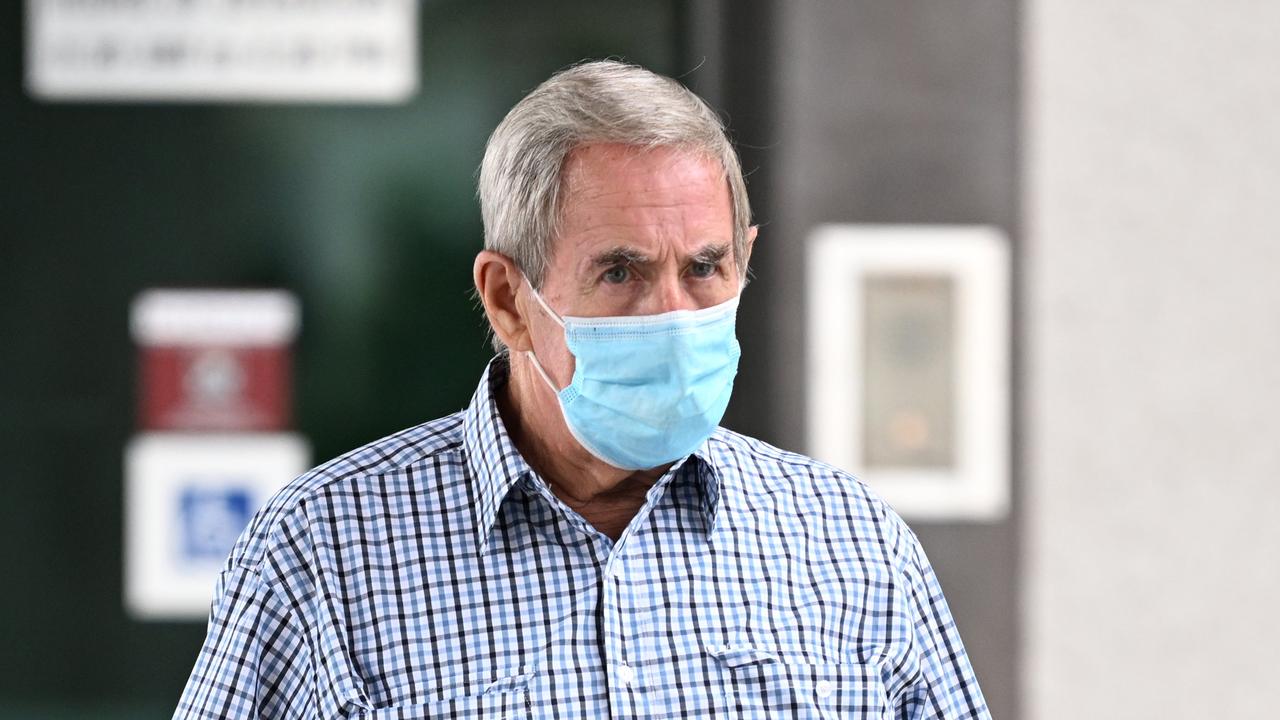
left=497, top=353, right=668, bottom=538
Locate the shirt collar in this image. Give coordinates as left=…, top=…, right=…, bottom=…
left=462, top=355, right=727, bottom=553
left=462, top=356, right=534, bottom=554
left=688, top=441, right=726, bottom=536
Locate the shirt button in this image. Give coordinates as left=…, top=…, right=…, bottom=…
left=616, top=664, right=636, bottom=687
left=608, top=563, right=624, bottom=581
left=816, top=679, right=836, bottom=699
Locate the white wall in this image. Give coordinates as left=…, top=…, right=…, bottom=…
left=1025, top=2, right=1280, bottom=718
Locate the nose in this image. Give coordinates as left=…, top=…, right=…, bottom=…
left=648, top=273, right=698, bottom=314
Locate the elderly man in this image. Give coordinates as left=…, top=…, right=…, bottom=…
left=175, top=61, right=989, bottom=719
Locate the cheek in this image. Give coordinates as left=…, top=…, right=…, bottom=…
left=530, top=317, right=577, bottom=387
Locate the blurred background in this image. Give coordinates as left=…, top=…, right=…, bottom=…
left=3, top=1, right=1278, bottom=718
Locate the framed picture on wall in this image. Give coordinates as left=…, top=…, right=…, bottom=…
left=806, top=224, right=1010, bottom=521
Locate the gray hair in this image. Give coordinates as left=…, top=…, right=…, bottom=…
left=478, top=60, right=752, bottom=338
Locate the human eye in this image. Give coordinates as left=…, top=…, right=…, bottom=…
left=688, top=260, right=719, bottom=279
left=602, top=265, right=631, bottom=284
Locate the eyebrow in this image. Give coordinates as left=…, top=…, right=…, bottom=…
left=691, top=243, right=731, bottom=266
left=589, top=243, right=732, bottom=268
left=592, top=246, right=650, bottom=268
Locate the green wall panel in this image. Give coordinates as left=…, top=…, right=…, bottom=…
left=0, top=1, right=681, bottom=713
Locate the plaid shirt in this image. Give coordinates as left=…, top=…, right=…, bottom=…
left=175, top=357, right=989, bottom=719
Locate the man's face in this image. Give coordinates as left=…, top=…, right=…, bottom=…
left=524, top=143, right=745, bottom=384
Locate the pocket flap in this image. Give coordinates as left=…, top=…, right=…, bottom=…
left=706, top=644, right=779, bottom=669
left=482, top=671, right=535, bottom=695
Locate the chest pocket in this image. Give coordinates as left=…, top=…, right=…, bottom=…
left=708, top=645, right=891, bottom=720
left=357, top=671, right=533, bottom=720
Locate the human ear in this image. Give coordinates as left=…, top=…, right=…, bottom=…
left=473, top=250, right=534, bottom=352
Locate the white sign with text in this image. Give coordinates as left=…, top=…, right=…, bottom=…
left=27, top=0, right=418, bottom=103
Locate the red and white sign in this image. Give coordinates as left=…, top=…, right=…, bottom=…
left=131, top=289, right=299, bottom=431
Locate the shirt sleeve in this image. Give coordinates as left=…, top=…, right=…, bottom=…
left=173, top=564, right=317, bottom=720
left=894, top=526, right=992, bottom=720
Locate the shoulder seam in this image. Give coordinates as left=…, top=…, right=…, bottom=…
left=227, top=416, right=467, bottom=570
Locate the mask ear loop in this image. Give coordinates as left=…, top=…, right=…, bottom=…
left=523, top=275, right=566, bottom=328
left=521, top=274, right=566, bottom=394
left=525, top=349, right=561, bottom=394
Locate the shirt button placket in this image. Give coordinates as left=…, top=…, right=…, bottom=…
left=602, top=548, right=637, bottom=717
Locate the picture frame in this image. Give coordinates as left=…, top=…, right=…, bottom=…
left=806, top=224, right=1010, bottom=521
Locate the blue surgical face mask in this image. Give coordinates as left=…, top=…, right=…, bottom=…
left=523, top=278, right=742, bottom=470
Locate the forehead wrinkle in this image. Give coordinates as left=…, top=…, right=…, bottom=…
left=568, top=198, right=728, bottom=241
left=561, top=146, right=724, bottom=208
left=568, top=189, right=722, bottom=213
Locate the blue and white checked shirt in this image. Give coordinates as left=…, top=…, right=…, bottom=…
left=175, top=357, right=989, bottom=719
